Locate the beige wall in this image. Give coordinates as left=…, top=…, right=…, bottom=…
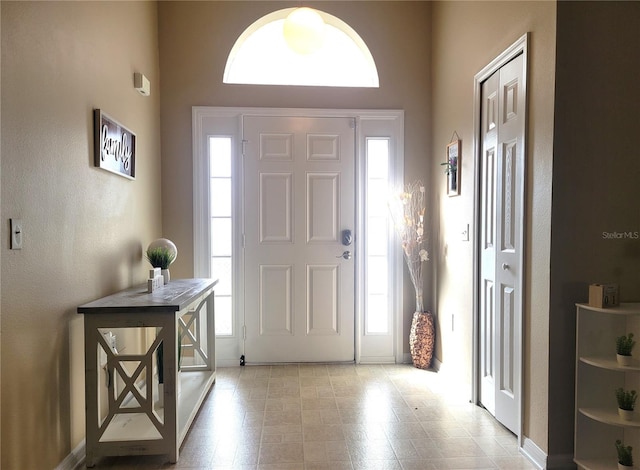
left=550, top=1, right=640, bottom=459
left=0, top=2, right=161, bottom=468
left=159, top=0, right=558, bottom=455
left=158, top=1, right=432, bottom=351
left=3, top=0, right=601, bottom=465
left=430, top=1, right=555, bottom=453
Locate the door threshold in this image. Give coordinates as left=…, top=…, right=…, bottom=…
left=242, top=360, right=356, bottom=366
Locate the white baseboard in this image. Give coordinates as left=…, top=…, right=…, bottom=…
left=521, top=437, right=546, bottom=470
left=217, top=358, right=241, bottom=367
left=220, top=355, right=428, bottom=368
left=358, top=356, right=396, bottom=364
left=55, top=439, right=85, bottom=470
left=520, top=440, right=575, bottom=470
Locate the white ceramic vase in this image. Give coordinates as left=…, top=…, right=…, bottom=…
left=161, top=269, right=170, bottom=285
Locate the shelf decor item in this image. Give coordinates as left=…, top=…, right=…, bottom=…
left=442, top=137, right=460, bottom=197
left=146, top=238, right=178, bottom=284
left=409, top=311, right=435, bottom=370
left=389, top=180, right=434, bottom=369
left=616, top=388, right=638, bottom=421
left=617, top=333, right=636, bottom=366
left=589, top=283, right=619, bottom=308
left=147, top=267, right=164, bottom=293
left=616, top=439, right=634, bottom=469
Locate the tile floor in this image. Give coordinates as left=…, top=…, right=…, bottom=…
left=89, top=364, right=538, bottom=469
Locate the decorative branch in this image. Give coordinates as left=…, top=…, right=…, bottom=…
left=389, top=180, right=428, bottom=312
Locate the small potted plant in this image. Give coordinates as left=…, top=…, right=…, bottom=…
left=616, top=388, right=638, bottom=421
left=616, top=439, right=633, bottom=469
left=617, top=333, right=636, bottom=366
left=146, top=246, right=176, bottom=284
left=440, top=157, right=457, bottom=175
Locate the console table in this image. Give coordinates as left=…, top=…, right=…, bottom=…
left=78, top=278, right=217, bottom=467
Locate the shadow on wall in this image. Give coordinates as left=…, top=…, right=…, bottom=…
left=96, top=238, right=144, bottom=295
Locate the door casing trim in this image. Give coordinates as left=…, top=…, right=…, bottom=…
left=192, top=106, right=405, bottom=365
left=471, top=33, right=529, bottom=445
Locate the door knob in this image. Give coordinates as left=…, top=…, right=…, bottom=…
left=336, top=251, right=352, bottom=260
left=502, top=263, right=509, bottom=270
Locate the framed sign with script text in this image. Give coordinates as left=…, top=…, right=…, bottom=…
left=93, top=109, right=136, bottom=179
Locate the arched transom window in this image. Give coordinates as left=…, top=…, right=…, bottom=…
left=223, top=8, right=379, bottom=88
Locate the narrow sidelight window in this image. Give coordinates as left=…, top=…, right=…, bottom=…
left=365, top=138, right=390, bottom=334
left=209, top=137, right=233, bottom=336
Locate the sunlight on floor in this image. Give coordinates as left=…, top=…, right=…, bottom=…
left=89, top=364, right=537, bottom=469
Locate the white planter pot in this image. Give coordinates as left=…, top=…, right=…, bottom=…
left=618, top=463, right=633, bottom=470
left=617, top=354, right=633, bottom=366
left=619, top=408, right=634, bottom=421
left=161, top=269, right=170, bottom=285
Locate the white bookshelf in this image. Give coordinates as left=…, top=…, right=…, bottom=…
left=575, top=302, right=640, bottom=469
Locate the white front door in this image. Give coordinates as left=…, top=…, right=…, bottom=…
left=242, top=115, right=355, bottom=362
left=479, top=53, right=525, bottom=434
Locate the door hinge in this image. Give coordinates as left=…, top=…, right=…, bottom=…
left=350, top=118, right=356, bottom=129
left=241, top=139, right=248, bottom=156
left=243, top=325, right=247, bottom=340
left=242, top=233, right=246, bottom=248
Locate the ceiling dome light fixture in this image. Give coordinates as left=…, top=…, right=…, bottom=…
left=283, top=7, right=326, bottom=55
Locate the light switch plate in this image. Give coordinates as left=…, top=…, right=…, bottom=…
left=461, top=223, right=469, bottom=242
left=10, top=218, right=23, bottom=250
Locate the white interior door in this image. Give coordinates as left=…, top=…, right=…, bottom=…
left=479, top=54, right=525, bottom=435
left=242, top=115, right=355, bottom=362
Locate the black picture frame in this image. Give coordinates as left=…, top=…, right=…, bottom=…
left=94, top=109, right=136, bottom=180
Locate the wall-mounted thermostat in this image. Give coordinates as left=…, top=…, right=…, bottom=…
left=133, top=72, right=150, bottom=96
